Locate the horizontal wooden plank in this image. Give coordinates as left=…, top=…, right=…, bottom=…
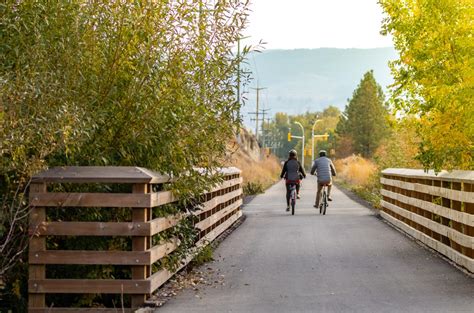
left=382, top=168, right=474, bottom=183
left=212, top=177, right=242, bottom=192
left=29, top=176, right=240, bottom=209
left=199, top=210, right=242, bottom=245
left=31, top=166, right=171, bottom=184
left=148, top=267, right=181, bottom=294
left=150, top=177, right=239, bottom=206
left=150, top=191, right=177, bottom=207
left=30, top=192, right=152, bottom=208
left=198, top=189, right=242, bottom=214
left=218, top=167, right=242, bottom=175
left=148, top=241, right=206, bottom=292
left=149, top=214, right=184, bottom=236
left=381, top=200, right=473, bottom=249
left=29, top=250, right=151, bottom=265
left=380, top=211, right=474, bottom=273
left=193, top=167, right=241, bottom=176
left=196, top=199, right=242, bottom=231
left=29, top=239, right=180, bottom=266
left=29, top=309, right=134, bottom=313
left=150, top=239, right=179, bottom=264
left=149, top=210, right=243, bottom=292
left=381, top=177, right=473, bottom=203
left=29, top=279, right=151, bottom=294
left=31, top=221, right=150, bottom=236
left=381, top=189, right=474, bottom=226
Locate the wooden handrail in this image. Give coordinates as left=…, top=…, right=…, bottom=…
left=28, top=167, right=243, bottom=312
left=380, top=168, right=473, bottom=273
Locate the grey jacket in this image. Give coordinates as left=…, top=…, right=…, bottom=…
left=310, top=156, right=336, bottom=182
left=280, top=159, right=306, bottom=181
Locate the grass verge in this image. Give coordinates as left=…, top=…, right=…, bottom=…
left=334, top=155, right=382, bottom=209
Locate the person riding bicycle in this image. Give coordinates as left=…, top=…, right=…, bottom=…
left=280, top=149, right=306, bottom=211
left=310, top=150, right=336, bottom=209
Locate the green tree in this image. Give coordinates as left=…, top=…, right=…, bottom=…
left=336, top=71, right=389, bottom=158
left=0, top=0, right=251, bottom=309
left=379, top=0, right=474, bottom=170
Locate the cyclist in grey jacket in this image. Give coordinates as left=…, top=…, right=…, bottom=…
left=280, top=149, right=306, bottom=211
left=310, top=150, right=336, bottom=208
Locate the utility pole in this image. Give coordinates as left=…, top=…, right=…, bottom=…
left=249, top=108, right=270, bottom=147
left=264, top=117, right=272, bottom=149
left=260, top=109, right=270, bottom=147
left=249, top=86, right=267, bottom=140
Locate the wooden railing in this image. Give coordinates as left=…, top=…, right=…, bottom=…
left=28, top=166, right=243, bottom=312
left=380, top=168, right=473, bottom=273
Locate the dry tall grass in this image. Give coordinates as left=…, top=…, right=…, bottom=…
left=334, top=155, right=377, bottom=186
left=226, top=148, right=281, bottom=190
left=334, top=155, right=382, bottom=208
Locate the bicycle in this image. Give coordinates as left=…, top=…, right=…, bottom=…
left=288, top=182, right=297, bottom=215
left=319, top=184, right=329, bottom=215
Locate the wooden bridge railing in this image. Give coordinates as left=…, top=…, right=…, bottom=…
left=380, top=168, right=473, bottom=273
left=28, top=166, right=243, bottom=312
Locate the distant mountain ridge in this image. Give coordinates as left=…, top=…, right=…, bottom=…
left=242, top=47, right=398, bottom=127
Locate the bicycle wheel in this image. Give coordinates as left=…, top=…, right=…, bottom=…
left=320, top=189, right=326, bottom=215
left=322, top=190, right=328, bottom=215
left=290, top=187, right=296, bottom=215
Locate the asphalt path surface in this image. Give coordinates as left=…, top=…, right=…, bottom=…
left=157, top=176, right=473, bottom=313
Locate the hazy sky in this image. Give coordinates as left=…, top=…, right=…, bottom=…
left=244, top=0, right=393, bottom=49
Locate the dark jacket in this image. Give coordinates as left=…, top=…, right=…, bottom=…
left=280, top=159, right=306, bottom=181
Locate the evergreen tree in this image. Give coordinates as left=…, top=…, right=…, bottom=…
left=336, top=71, right=389, bottom=158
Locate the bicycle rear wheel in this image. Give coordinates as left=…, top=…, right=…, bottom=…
left=320, top=189, right=326, bottom=215
left=322, top=190, right=327, bottom=215
left=290, top=185, right=296, bottom=215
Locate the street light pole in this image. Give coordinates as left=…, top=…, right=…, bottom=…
left=311, top=119, right=323, bottom=164
left=294, top=121, right=305, bottom=168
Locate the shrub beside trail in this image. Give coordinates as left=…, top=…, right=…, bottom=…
left=334, top=155, right=381, bottom=208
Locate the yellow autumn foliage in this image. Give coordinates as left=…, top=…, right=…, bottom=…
left=380, top=0, right=474, bottom=170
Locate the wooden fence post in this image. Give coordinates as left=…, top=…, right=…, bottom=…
left=29, top=183, right=47, bottom=309
left=132, top=184, right=150, bottom=308
left=131, top=183, right=150, bottom=308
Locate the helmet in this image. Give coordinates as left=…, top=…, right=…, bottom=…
left=319, top=150, right=327, bottom=157
left=289, top=149, right=297, bottom=157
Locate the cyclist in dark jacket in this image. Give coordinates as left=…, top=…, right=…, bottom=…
left=280, top=149, right=306, bottom=211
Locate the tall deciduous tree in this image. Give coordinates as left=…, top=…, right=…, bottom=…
left=379, top=0, right=474, bottom=171
left=336, top=71, right=389, bottom=158
left=0, top=0, right=251, bottom=309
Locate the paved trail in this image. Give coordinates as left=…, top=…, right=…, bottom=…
left=158, top=176, right=473, bottom=313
